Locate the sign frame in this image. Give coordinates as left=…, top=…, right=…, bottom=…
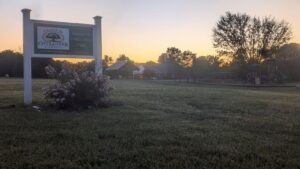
left=22, top=9, right=103, bottom=105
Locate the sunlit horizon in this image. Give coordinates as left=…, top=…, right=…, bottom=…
left=1, top=0, right=300, bottom=63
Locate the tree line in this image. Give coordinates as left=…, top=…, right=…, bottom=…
left=212, top=12, right=296, bottom=82
left=0, top=50, right=127, bottom=78
left=0, top=12, right=299, bottom=82
left=150, top=12, right=300, bottom=82
left=0, top=50, right=54, bottom=78
left=152, top=43, right=300, bottom=82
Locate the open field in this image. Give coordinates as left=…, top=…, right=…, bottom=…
left=0, top=79, right=300, bottom=169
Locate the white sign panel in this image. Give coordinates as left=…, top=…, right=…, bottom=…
left=37, top=26, right=70, bottom=50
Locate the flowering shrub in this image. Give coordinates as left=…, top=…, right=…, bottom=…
left=43, top=64, right=112, bottom=109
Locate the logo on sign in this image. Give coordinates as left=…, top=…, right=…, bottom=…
left=37, top=26, right=70, bottom=50
left=43, top=31, right=64, bottom=42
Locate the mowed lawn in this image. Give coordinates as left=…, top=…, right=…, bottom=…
left=0, top=79, right=300, bottom=169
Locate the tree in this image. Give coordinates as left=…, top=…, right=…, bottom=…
left=158, top=47, right=182, bottom=64
left=213, top=12, right=292, bottom=63
left=143, top=69, right=155, bottom=79
left=276, top=43, right=300, bottom=81
left=0, top=50, right=23, bottom=77
left=158, top=47, right=196, bottom=67
left=116, top=54, right=135, bottom=66
left=191, top=56, right=221, bottom=79
left=157, top=47, right=184, bottom=79
left=260, top=17, right=292, bottom=60
left=277, top=43, right=300, bottom=60
left=213, top=12, right=292, bottom=80
left=181, top=51, right=196, bottom=68
left=144, top=61, right=156, bottom=66
left=191, top=56, right=211, bottom=78
left=117, top=54, right=131, bottom=62
left=102, top=55, right=113, bottom=70
left=0, top=50, right=57, bottom=78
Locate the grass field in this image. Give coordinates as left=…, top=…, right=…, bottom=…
left=0, top=79, right=300, bottom=169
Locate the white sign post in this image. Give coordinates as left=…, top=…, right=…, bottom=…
left=93, top=16, right=103, bottom=75
left=22, top=9, right=103, bottom=105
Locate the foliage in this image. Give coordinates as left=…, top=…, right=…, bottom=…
left=0, top=50, right=54, bottom=78
left=0, top=50, right=116, bottom=78
left=43, top=64, right=111, bottom=109
left=116, top=54, right=134, bottom=63
left=213, top=12, right=292, bottom=63
left=145, top=61, right=157, bottom=65
left=213, top=12, right=292, bottom=80
left=157, top=47, right=223, bottom=79
left=158, top=47, right=196, bottom=68
left=158, top=47, right=182, bottom=64
left=142, top=69, right=156, bottom=79
left=191, top=55, right=221, bottom=78
left=157, top=47, right=198, bottom=79
left=181, top=51, right=197, bottom=67
left=0, top=50, right=23, bottom=77
left=276, top=43, right=300, bottom=81
left=103, top=55, right=113, bottom=70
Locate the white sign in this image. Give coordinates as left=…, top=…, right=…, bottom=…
left=37, top=26, right=70, bottom=50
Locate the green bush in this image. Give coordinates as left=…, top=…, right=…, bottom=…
left=43, top=64, right=112, bottom=109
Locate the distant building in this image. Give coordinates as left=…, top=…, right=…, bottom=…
left=133, top=62, right=183, bottom=79
left=152, top=63, right=182, bottom=79
left=105, top=60, right=138, bottom=79
left=133, top=65, right=145, bottom=79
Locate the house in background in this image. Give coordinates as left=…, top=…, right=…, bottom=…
left=133, top=62, right=160, bottom=80
left=106, top=61, right=184, bottom=80
left=132, top=62, right=181, bottom=80
left=133, top=65, right=145, bottom=79
left=105, top=60, right=138, bottom=79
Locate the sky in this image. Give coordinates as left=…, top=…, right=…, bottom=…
left=0, top=0, right=300, bottom=63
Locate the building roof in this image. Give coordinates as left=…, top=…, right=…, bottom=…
left=106, top=60, right=128, bottom=71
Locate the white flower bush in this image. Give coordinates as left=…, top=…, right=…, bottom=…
left=43, top=64, right=112, bottom=109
